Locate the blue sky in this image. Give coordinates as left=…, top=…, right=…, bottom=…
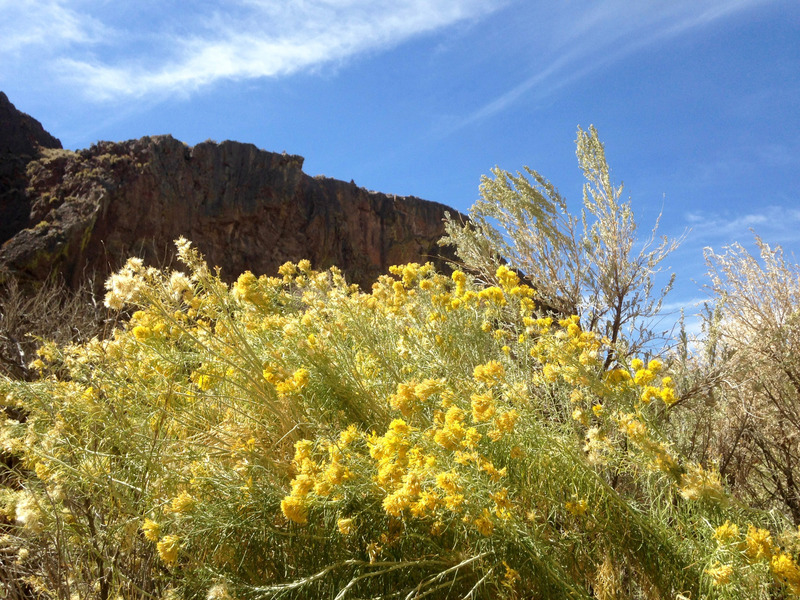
left=1, top=0, right=798, bottom=325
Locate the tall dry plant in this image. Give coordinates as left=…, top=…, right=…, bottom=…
left=441, top=126, right=681, bottom=360
left=701, top=237, right=800, bottom=524
left=0, top=277, right=107, bottom=381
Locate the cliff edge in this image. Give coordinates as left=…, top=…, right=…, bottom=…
left=0, top=94, right=458, bottom=288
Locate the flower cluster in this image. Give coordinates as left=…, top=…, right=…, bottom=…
left=708, top=520, right=800, bottom=594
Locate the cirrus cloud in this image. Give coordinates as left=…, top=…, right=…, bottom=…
left=1, top=0, right=505, bottom=101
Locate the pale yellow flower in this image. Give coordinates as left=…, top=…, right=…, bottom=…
left=705, top=562, right=733, bottom=586
left=157, top=535, right=180, bottom=567
left=337, top=517, right=355, bottom=535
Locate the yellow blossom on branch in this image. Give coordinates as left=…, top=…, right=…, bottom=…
left=157, top=535, right=180, bottom=567
left=141, top=518, right=160, bottom=542
left=705, top=563, right=733, bottom=586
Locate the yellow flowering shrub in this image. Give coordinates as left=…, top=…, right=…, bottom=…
left=0, top=241, right=797, bottom=599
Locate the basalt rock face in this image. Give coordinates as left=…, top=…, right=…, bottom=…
left=0, top=92, right=63, bottom=245
left=0, top=128, right=457, bottom=289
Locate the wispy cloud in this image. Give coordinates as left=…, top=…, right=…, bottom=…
left=682, top=205, right=800, bottom=251
left=456, top=0, right=770, bottom=128
left=1, top=0, right=505, bottom=101
left=0, top=0, right=108, bottom=55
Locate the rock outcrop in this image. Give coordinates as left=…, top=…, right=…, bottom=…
left=0, top=94, right=458, bottom=289
left=0, top=92, right=62, bottom=245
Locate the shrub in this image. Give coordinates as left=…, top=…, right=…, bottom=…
left=441, top=126, right=681, bottom=359
left=0, top=238, right=796, bottom=598
left=697, top=237, right=800, bottom=524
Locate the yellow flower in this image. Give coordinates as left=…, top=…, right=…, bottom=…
left=157, top=535, right=180, bottom=567
left=320, top=463, right=346, bottom=491
left=495, top=265, right=520, bottom=290
left=132, top=325, right=151, bottom=341
left=713, top=520, right=740, bottom=544
left=503, top=562, right=521, bottom=588
left=339, top=424, right=360, bottom=447
left=462, top=427, right=482, bottom=449
left=411, top=490, right=441, bottom=517
left=232, top=271, right=261, bottom=304
left=633, top=369, right=655, bottom=386
left=660, top=386, right=677, bottom=406
left=478, top=286, right=506, bottom=306
left=639, top=386, right=658, bottom=404
left=479, top=458, right=507, bottom=482
left=388, top=382, right=419, bottom=416
left=705, top=562, right=733, bottom=586
left=542, top=363, right=558, bottom=382
left=195, top=375, right=211, bottom=392
left=33, top=461, right=52, bottom=482
left=337, top=517, right=355, bottom=535
left=436, top=470, right=461, bottom=495
left=473, top=509, right=495, bottom=536
left=382, top=490, right=411, bottom=517
left=471, top=392, right=496, bottom=423
left=491, top=487, right=513, bottom=517
left=366, top=541, right=382, bottom=564
left=606, top=368, right=631, bottom=384
left=141, top=518, right=160, bottom=542
left=430, top=520, right=445, bottom=536
left=565, top=497, right=588, bottom=516
left=618, top=413, right=646, bottom=442
left=489, top=409, right=519, bottom=441
left=291, top=473, right=316, bottom=496
left=388, top=418, right=412, bottom=437
left=770, top=552, right=800, bottom=592
left=572, top=408, right=589, bottom=426
left=415, top=378, right=444, bottom=402
left=278, top=261, right=297, bottom=279
left=745, top=525, right=774, bottom=561
left=170, top=491, right=196, bottom=514
left=292, top=368, right=310, bottom=390
left=473, top=361, right=505, bottom=386
left=679, top=463, right=725, bottom=502
left=293, top=439, right=315, bottom=464
left=281, top=495, right=308, bottom=525
left=434, top=423, right=466, bottom=450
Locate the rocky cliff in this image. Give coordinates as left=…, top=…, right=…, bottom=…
left=0, top=94, right=458, bottom=289
left=0, top=92, right=63, bottom=245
